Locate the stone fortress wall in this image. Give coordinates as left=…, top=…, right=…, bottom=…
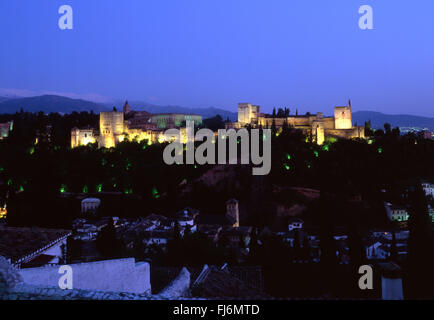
left=71, top=100, right=364, bottom=148
left=71, top=101, right=203, bottom=149
left=228, top=100, right=365, bottom=145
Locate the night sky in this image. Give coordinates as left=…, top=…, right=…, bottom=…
left=1, top=0, right=434, bottom=116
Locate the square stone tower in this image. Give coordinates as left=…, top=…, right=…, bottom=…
left=238, top=103, right=259, bottom=125
left=334, top=100, right=353, bottom=130
left=99, top=111, right=124, bottom=148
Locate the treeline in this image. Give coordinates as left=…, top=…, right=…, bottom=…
left=1, top=111, right=434, bottom=229
left=0, top=110, right=98, bottom=147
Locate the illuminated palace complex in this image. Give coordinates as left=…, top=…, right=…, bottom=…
left=71, top=102, right=203, bottom=148
left=71, top=100, right=365, bottom=148
left=226, top=101, right=365, bottom=145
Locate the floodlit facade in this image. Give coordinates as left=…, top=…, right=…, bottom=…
left=0, top=205, right=6, bottom=219
left=150, top=113, right=202, bottom=129
left=226, top=101, right=365, bottom=145
left=71, top=127, right=96, bottom=148
left=71, top=101, right=202, bottom=148
left=99, top=111, right=125, bottom=148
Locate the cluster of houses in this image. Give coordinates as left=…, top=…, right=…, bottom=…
left=2, top=180, right=433, bottom=300
left=4, top=179, right=434, bottom=271
left=382, top=181, right=434, bottom=226
left=72, top=199, right=252, bottom=255
left=67, top=186, right=434, bottom=267
left=365, top=230, right=409, bottom=261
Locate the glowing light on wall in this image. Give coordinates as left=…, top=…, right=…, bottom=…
left=0, top=206, right=6, bottom=219
left=60, top=184, right=67, bottom=193
left=158, top=135, right=166, bottom=144
left=325, top=137, right=338, bottom=144
left=82, top=185, right=88, bottom=193
left=97, top=184, right=102, bottom=193
left=152, top=187, right=160, bottom=199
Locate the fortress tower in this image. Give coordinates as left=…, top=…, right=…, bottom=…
left=71, top=127, right=96, bottom=148
left=334, top=100, right=353, bottom=130
left=99, top=111, right=125, bottom=148
left=312, top=117, right=325, bottom=145
left=238, top=103, right=259, bottom=125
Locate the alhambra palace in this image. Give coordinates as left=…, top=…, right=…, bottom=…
left=71, top=100, right=364, bottom=148
left=71, top=101, right=203, bottom=149
left=226, top=101, right=365, bottom=145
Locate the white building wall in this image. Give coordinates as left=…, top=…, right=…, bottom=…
left=19, top=258, right=151, bottom=294
left=40, top=239, right=66, bottom=264
left=382, top=277, right=403, bottom=300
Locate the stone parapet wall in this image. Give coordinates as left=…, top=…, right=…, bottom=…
left=19, top=258, right=151, bottom=294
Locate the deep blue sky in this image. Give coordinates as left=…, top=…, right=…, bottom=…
left=1, top=0, right=434, bottom=116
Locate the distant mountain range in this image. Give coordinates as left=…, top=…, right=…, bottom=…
left=0, top=95, right=107, bottom=114
left=353, top=111, right=434, bottom=130
left=1, top=95, right=433, bottom=129
left=0, top=95, right=238, bottom=121
left=112, top=99, right=237, bottom=121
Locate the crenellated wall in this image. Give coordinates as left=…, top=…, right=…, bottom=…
left=241, top=101, right=364, bottom=144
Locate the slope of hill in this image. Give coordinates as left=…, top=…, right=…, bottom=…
left=0, top=94, right=237, bottom=120
left=117, top=101, right=238, bottom=121
left=353, top=111, right=434, bottom=130
left=10, top=94, right=432, bottom=128
left=0, top=95, right=108, bottom=114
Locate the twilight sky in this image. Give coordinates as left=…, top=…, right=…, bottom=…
left=1, top=0, right=434, bottom=116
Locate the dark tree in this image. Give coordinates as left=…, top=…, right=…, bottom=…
left=405, top=184, right=434, bottom=299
